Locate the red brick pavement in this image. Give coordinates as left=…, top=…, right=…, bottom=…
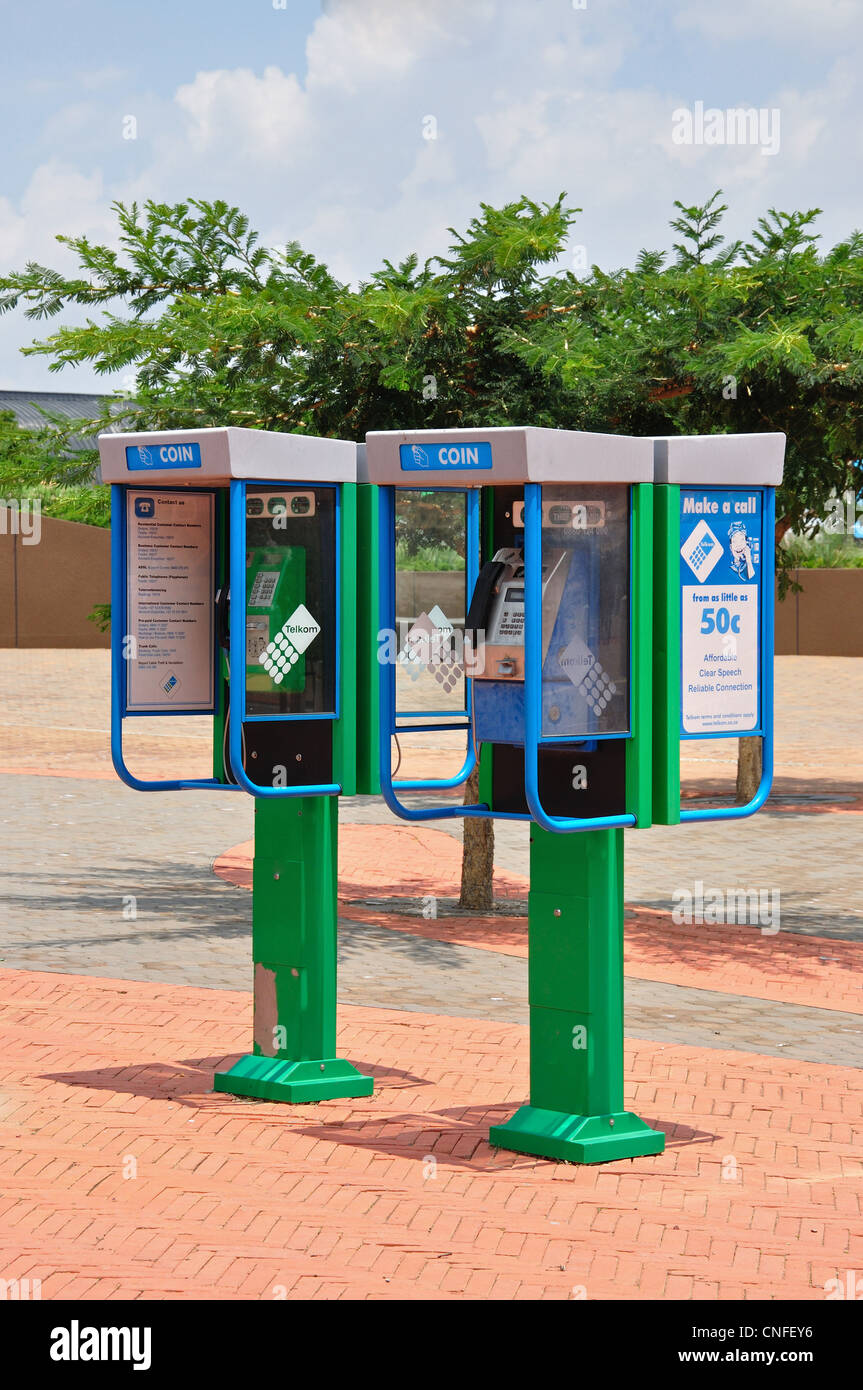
left=215, top=826, right=863, bottom=1016
left=0, top=968, right=861, bottom=1301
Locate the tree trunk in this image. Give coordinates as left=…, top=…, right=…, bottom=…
left=459, top=763, right=494, bottom=911
left=736, top=736, right=762, bottom=803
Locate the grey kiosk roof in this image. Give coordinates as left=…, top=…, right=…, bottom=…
left=98, top=427, right=356, bottom=486
left=652, top=433, right=785, bottom=486
left=362, top=427, right=653, bottom=486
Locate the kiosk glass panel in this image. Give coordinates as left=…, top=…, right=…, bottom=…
left=394, top=489, right=467, bottom=716
left=244, top=486, right=336, bottom=717
left=538, top=483, right=630, bottom=739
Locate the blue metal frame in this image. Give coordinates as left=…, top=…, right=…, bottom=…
left=110, top=484, right=236, bottom=792
left=377, top=484, right=487, bottom=813
left=110, top=479, right=342, bottom=798
left=680, top=487, right=775, bottom=823
left=376, top=481, right=637, bottom=832
left=522, top=482, right=635, bottom=833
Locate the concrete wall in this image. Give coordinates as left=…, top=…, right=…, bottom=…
left=396, top=570, right=465, bottom=624
left=0, top=511, right=110, bottom=648
left=775, top=570, right=863, bottom=657
left=398, top=568, right=863, bottom=658
left=2, top=533, right=860, bottom=656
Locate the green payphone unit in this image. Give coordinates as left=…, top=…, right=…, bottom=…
left=361, top=425, right=784, bottom=1165
left=361, top=427, right=662, bottom=1162
left=99, top=427, right=372, bottom=1103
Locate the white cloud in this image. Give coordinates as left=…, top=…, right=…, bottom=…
left=175, top=65, right=309, bottom=161
left=1, top=0, right=862, bottom=390
left=0, top=162, right=110, bottom=267
left=305, top=0, right=475, bottom=93
left=675, top=0, right=862, bottom=43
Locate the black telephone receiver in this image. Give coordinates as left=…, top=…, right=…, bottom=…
left=464, top=560, right=506, bottom=643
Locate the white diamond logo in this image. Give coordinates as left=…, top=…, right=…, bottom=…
left=681, top=519, right=723, bottom=583
left=559, top=634, right=616, bottom=715
left=280, top=603, right=320, bottom=654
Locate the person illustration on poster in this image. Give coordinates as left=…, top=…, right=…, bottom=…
left=728, top=521, right=756, bottom=580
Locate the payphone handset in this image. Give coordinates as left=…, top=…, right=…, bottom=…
left=466, top=545, right=570, bottom=681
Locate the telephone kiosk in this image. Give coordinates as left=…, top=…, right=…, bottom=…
left=99, top=426, right=357, bottom=798
left=363, top=426, right=662, bottom=1161
left=362, top=425, right=784, bottom=1164
left=364, top=427, right=656, bottom=833
left=99, top=427, right=373, bottom=1103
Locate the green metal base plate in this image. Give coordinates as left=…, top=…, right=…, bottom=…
left=489, top=1106, right=665, bottom=1164
left=213, top=1054, right=374, bottom=1104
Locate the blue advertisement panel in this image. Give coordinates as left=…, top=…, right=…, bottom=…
left=679, top=488, right=763, bottom=736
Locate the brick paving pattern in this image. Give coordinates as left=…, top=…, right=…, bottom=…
left=0, top=968, right=860, bottom=1301
left=0, top=650, right=861, bottom=1300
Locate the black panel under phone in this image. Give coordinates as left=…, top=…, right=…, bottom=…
left=490, top=738, right=627, bottom=818
left=240, top=719, right=333, bottom=790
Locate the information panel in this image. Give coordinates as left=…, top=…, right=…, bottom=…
left=680, top=488, right=762, bottom=735
left=125, top=489, right=215, bottom=713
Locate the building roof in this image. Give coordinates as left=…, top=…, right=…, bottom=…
left=0, top=389, right=128, bottom=451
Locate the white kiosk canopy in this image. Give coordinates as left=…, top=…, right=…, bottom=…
left=99, top=426, right=356, bottom=486
left=652, top=433, right=785, bottom=486
left=362, top=427, right=653, bottom=486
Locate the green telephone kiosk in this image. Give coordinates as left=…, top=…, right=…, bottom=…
left=100, top=427, right=372, bottom=1105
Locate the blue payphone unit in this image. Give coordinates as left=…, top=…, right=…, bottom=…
left=362, top=427, right=655, bottom=833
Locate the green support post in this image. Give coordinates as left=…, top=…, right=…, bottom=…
left=214, top=795, right=373, bottom=1102
left=489, top=825, right=664, bottom=1162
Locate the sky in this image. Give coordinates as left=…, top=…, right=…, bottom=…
left=1, top=0, right=861, bottom=391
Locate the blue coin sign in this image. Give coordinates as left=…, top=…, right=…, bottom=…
left=679, top=488, right=763, bottom=736
left=399, top=440, right=493, bottom=471
left=126, top=440, right=202, bottom=471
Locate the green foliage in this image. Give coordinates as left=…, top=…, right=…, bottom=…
left=395, top=540, right=464, bottom=572
left=0, top=407, right=107, bottom=496
left=395, top=490, right=465, bottom=561
left=781, top=534, right=863, bottom=568
left=25, top=482, right=111, bottom=526
left=87, top=602, right=111, bottom=632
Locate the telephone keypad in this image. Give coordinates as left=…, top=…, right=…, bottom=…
left=495, top=606, right=524, bottom=642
